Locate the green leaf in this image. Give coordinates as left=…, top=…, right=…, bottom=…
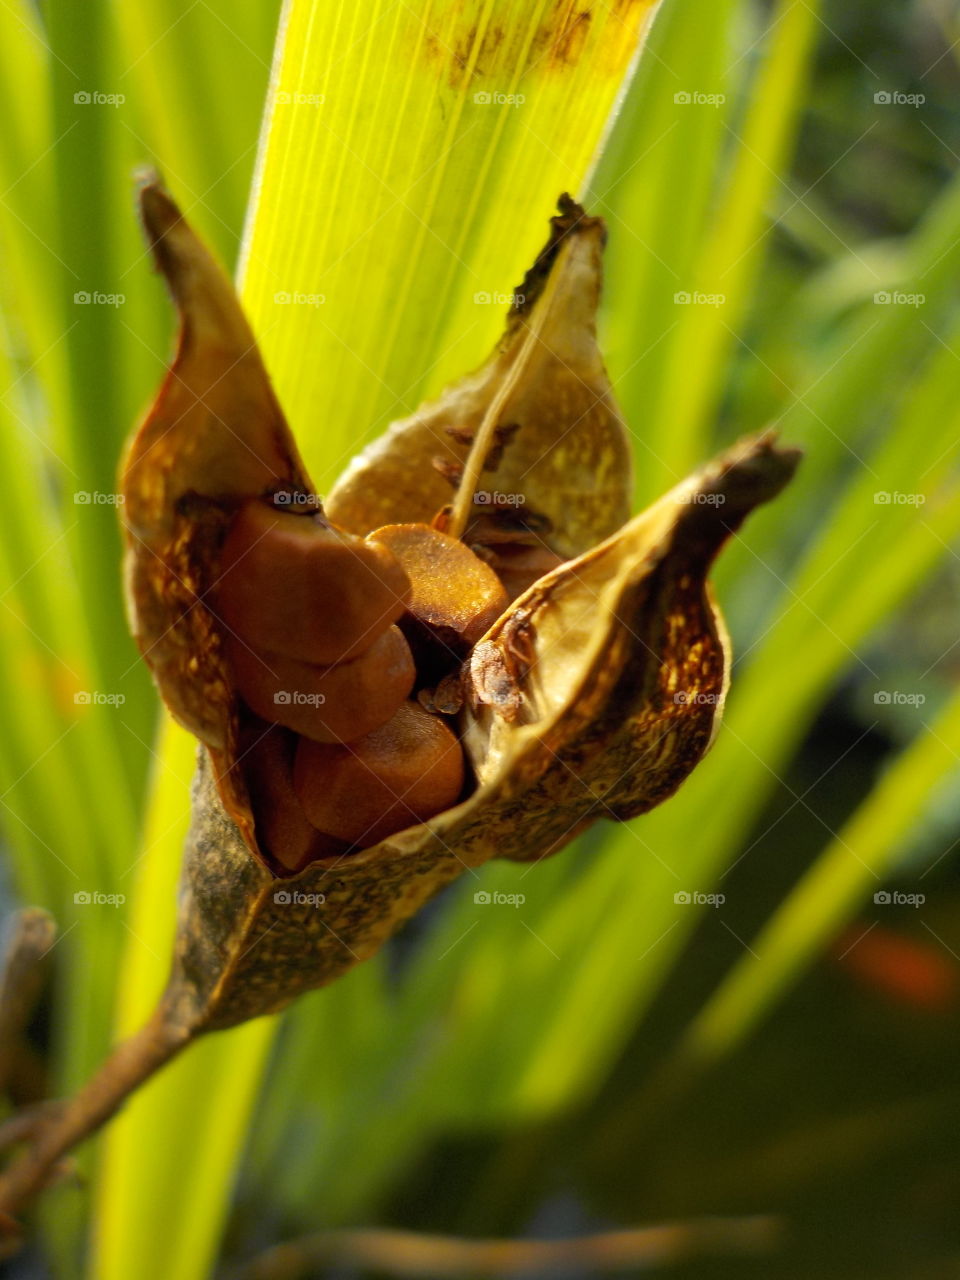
left=683, top=685, right=960, bottom=1062
left=238, top=0, right=662, bottom=488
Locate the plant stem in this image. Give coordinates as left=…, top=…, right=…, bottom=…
left=237, top=1216, right=782, bottom=1279
left=0, top=1006, right=192, bottom=1222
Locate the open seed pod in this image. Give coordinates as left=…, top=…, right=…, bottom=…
left=0, top=182, right=799, bottom=1220
left=325, top=194, right=632, bottom=561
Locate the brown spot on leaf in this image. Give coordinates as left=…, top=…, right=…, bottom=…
left=413, top=0, right=656, bottom=89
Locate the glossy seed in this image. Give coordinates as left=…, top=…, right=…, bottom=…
left=216, top=498, right=411, bottom=665
left=292, top=700, right=465, bottom=847
left=366, top=523, right=509, bottom=672
left=227, top=624, right=415, bottom=743
left=239, top=721, right=349, bottom=873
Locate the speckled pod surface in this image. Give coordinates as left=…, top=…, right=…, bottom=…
left=124, top=182, right=800, bottom=1035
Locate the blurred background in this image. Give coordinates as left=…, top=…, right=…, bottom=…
left=0, top=0, right=959, bottom=1276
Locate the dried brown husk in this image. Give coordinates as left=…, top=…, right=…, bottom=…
left=0, top=183, right=797, bottom=1219
left=325, top=195, right=632, bottom=561
left=171, top=433, right=794, bottom=1033
left=123, top=183, right=799, bottom=1034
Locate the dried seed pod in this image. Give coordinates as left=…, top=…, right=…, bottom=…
left=163, top=433, right=796, bottom=1040
left=293, top=701, right=466, bottom=847
left=463, top=510, right=565, bottom=600
left=367, top=523, right=509, bottom=667
left=216, top=498, right=411, bottom=665
left=325, top=195, right=631, bottom=561
left=0, top=183, right=799, bottom=1220
left=225, top=625, right=415, bottom=743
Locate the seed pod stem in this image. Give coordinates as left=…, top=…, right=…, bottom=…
left=0, top=1005, right=191, bottom=1219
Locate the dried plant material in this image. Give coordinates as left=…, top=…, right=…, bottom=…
left=462, top=434, right=795, bottom=816
left=122, top=188, right=314, bottom=754
left=225, top=625, right=415, bottom=744
left=237, top=1214, right=782, bottom=1279
left=325, top=196, right=632, bottom=561
left=239, top=724, right=350, bottom=873
left=461, top=509, right=565, bottom=601
left=0, top=181, right=799, bottom=1221
left=293, top=702, right=466, bottom=847
left=367, top=524, right=510, bottom=665
left=418, top=673, right=465, bottom=717
left=216, top=498, right=411, bottom=665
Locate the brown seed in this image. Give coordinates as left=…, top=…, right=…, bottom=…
left=226, top=625, right=415, bottom=743
left=478, top=541, right=564, bottom=601
left=366, top=523, right=509, bottom=669
left=239, top=721, right=349, bottom=873
left=292, top=701, right=465, bottom=848
left=216, top=499, right=411, bottom=665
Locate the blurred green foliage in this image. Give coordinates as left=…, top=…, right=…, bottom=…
left=0, top=1, right=958, bottom=1277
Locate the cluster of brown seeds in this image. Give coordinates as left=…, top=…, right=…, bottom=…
left=214, top=496, right=534, bottom=873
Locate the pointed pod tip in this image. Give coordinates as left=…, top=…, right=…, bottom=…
left=508, top=193, right=607, bottom=329
left=133, top=165, right=162, bottom=194
left=654, top=431, right=803, bottom=572
left=552, top=191, right=606, bottom=243
left=723, top=430, right=803, bottom=510
left=132, top=179, right=244, bottom=340
left=136, top=176, right=184, bottom=261
left=637, top=431, right=803, bottom=575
